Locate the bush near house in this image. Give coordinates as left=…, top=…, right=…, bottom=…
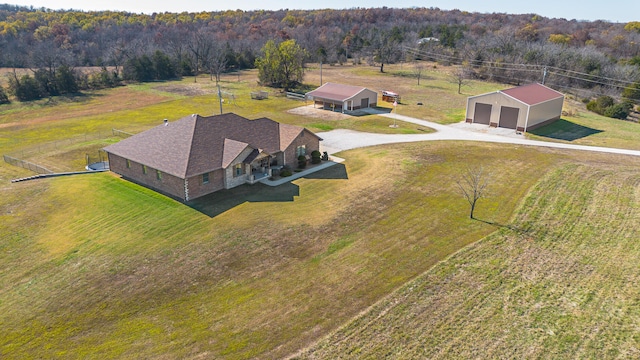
left=280, top=166, right=293, bottom=177
left=298, top=154, right=307, bottom=169
left=311, top=150, right=322, bottom=164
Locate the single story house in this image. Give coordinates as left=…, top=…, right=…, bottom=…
left=306, top=83, right=377, bottom=113
left=104, top=113, right=322, bottom=201
left=465, top=83, right=564, bottom=132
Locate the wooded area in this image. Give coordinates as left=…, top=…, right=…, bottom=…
left=1, top=4, right=639, bottom=103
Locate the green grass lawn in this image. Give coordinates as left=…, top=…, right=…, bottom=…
left=527, top=101, right=640, bottom=150
left=296, top=154, right=640, bottom=359
left=1, top=141, right=565, bottom=359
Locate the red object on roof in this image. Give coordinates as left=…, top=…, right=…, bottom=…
left=501, top=83, right=564, bottom=106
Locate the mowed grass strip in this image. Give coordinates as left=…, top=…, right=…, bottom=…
left=527, top=100, right=640, bottom=151
left=294, top=157, right=640, bottom=359
left=1, top=141, right=557, bottom=359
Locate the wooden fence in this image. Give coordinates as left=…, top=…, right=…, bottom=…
left=3, top=129, right=132, bottom=176
left=286, top=92, right=306, bottom=101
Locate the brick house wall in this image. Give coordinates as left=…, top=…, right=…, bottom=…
left=186, top=169, right=225, bottom=200
left=283, top=129, right=321, bottom=168
left=224, top=147, right=255, bottom=189
left=108, top=153, right=187, bottom=200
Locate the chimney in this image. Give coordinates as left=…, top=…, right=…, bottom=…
left=163, top=119, right=168, bottom=126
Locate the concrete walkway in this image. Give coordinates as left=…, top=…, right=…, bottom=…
left=259, top=157, right=345, bottom=186
left=319, top=112, right=640, bottom=158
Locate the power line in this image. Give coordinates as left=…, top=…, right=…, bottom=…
left=402, top=45, right=639, bottom=93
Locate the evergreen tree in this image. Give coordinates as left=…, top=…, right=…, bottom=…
left=8, top=74, right=44, bottom=101
left=0, top=86, right=10, bottom=104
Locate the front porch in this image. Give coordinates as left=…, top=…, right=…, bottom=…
left=244, top=150, right=276, bottom=185
left=246, top=168, right=271, bottom=184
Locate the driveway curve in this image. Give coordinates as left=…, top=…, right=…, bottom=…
left=319, top=113, right=640, bottom=157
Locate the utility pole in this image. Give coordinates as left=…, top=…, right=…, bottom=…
left=542, top=66, right=548, bottom=85
left=217, top=83, right=223, bottom=115
left=320, top=61, right=323, bottom=86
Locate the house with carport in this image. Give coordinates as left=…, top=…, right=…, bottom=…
left=306, top=83, right=377, bottom=113
left=104, top=113, right=322, bottom=201
left=465, top=83, right=564, bottom=132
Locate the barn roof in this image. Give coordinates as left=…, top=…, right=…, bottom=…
left=104, top=113, right=321, bottom=178
left=500, top=83, right=564, bottom=105
left=306, top=82, right=376, bottom=102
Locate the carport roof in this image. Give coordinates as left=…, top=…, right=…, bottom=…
left=306, top=82, right=375, bottom=102
left=500, top=83, right=564, bottom=106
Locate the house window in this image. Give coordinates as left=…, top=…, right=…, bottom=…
left=202, top=172, right=209, bottom=184
left=142, top=165, right=148, bottom=174
left=296, top=145, right=306, bottom=157
left=156, top=170, right=162, bottom=181
left=126, top=159, right=131, bottom=168
left=234, top=163, right=244, bottom=177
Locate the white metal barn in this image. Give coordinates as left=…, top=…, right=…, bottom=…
left=465, top=83, right=564, bottom=132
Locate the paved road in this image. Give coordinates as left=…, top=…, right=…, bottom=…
left=319, top=113, right=640, bottom=158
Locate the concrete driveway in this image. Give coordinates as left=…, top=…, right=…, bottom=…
left=319, top=112, right=640, bottom=158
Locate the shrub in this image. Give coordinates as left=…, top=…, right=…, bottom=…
left=604, top=102, right=633, bottom=120
left=297, top=154, right=307, bottom=169
left=587, top=95, right=617, bottom=116
left=8, top=74, right=44, bottom=101
left=311, top=150, right=322, bottom=164
left=596, top=95, right=615, bottom=110
left=0, top=86, right=10, bottom=104
left=280, top=166, right=293, bottom=177
left=622, top=82, right=640, bottom=100
left=586, top=100, right=599, bottom=113
left=587, top=95, right=633, bottom=120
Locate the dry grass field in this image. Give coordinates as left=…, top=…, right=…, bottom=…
left=1, top=63, right=640, bottom=359
left=1, top=141, right=564, bottom=359
left=295, top=156, right=640, bottom=359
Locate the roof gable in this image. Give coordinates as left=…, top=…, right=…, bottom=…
left=103, top=115, right=196, bottom=178
left=221, top=138, right=250, bottom=168
left=500, top=83, right=564, bottom=105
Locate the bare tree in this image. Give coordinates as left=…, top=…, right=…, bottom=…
left=187, top=29, right=214, bottom=83
left=205, top=45, right=228, bottom=84
left=412, top=62, right=425, bottom=85
left=450, top=64, right=472, bottom=94
left=456, top=166, right=490, bottom=219
left=104, top=42, right=126, bottom=76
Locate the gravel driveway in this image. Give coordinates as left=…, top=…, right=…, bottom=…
left=319, top=112, right=640, bottom=158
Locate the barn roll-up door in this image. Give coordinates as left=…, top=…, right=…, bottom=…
left=473, top=103, right=492, bottom=125
left=498, top=106, right=519, bottom=129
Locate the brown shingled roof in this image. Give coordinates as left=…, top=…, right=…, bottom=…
left=104, top=113, right=320, bottom=178
left=500, top=83, right=564, bottom=105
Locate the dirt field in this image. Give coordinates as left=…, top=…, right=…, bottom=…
left=287, top=105, right=352, bottom=120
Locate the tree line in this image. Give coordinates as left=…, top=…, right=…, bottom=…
left=0, top=5, right=639, bottom=105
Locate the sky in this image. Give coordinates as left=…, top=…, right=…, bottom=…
left=4, top=0, right=639, bottom=23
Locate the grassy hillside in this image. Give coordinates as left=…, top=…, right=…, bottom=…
left=1, top=141, right=563, bottom=359
left=295, top=155, right=640, bottom=359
